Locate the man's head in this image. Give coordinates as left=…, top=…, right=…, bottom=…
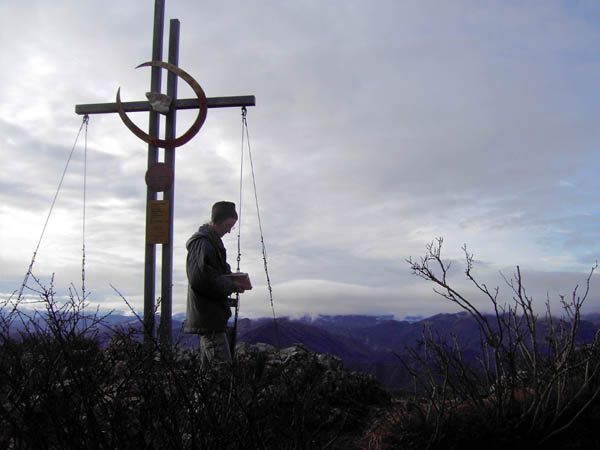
left=210, top=201, right=238, bottom=237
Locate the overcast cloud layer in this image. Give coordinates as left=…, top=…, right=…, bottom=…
left=1, top=1, right=599, bottom=320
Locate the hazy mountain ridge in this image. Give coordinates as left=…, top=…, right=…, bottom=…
left=7, top=310, right=599, bottom=390
left=582, top=312, right=600, bottom=326
left=9, top=310, right=599, bottom=354
left=238, top=312, right=600, bottom=389
left=239, top=318, right=394, bottom=362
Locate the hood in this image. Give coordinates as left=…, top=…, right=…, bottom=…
left=186, top=223, right=224, bottom=251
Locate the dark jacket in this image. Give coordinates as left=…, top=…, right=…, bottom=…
left=184, top=224, right=236, bottom=334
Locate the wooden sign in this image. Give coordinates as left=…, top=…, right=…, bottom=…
left=145, top=162, right=174, bottom=192
left=147, top=200, right=170, bottom=244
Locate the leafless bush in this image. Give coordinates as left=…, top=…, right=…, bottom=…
left=1, top=276, right=386, bottom=449
left=393, top=238, right=600, bottom=448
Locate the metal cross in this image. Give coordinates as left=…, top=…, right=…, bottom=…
left=75, top=0, right=255, bottom=346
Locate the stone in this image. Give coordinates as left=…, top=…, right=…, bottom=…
left=145, top=92, right=172, bottom=114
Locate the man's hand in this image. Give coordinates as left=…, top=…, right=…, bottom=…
left=225, top=273, right=252, bottom=293
left=233, top=281, right=246, bottom=293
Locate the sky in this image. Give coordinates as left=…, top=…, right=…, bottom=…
left=1, top=0, right=599, bottom=321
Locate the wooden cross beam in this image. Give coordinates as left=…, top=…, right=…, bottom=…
left=75, top=0, right=254, bottom=346
left=76, top=96, right=255, bottom=115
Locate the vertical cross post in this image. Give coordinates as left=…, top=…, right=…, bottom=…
left=143, top=0, right=165, bottom=345
left=159, top=18, right=180, bottom=346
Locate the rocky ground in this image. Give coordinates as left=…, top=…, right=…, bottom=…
left=234, top=341, right=393, bottom=449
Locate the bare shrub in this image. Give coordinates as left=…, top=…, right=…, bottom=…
left=389, top=238, right=600, bottom=449
left=1, top=276, right=387, bottom=449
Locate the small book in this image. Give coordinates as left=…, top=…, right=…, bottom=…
left=224, top=272, right=253, bottom=290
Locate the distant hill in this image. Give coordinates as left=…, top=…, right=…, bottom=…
left=239, top=318, right=393, bottom=362
left=583, top=312, right=600, bottom=326
left=238, top=312, right=600, bottom=390
left=7, top=310, right=598, bottom=391
left=237, top=313, right=485, bottom=390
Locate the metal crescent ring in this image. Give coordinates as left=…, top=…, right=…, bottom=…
left=116, top=61, right=208, bottom=148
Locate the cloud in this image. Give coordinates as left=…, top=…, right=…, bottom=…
left=1, top=1, right=599, bottom=321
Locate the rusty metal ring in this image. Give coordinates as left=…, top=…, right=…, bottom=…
left=116, top=61, right=208, bottom=148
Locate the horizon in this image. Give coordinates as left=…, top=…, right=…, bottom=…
left=4, top=300, right=599, bottom=325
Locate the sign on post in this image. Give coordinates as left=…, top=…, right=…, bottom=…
left=147, top=200, right=170, bottom=244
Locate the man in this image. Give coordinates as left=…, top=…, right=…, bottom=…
left=184, top=201, right=246, bottom=365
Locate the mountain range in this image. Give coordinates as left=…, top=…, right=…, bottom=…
left=235, top=312, right=600, bottom=390
left=7, top=309, right=600, bottom=390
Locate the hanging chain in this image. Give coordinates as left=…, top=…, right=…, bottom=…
left=231, top=107, right=246, bottom=355
left=236, top=107, right=246, bottom=273
left=243, top=107, right=281, bottom=349
left=232, top=106, right=281, bottom=351
left=81, top=115, right=89, bottom=299
left=17, top=115, right=89, bottom=303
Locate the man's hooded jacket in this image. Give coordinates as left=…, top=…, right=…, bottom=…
left=184, top=224, right=236, bottom=334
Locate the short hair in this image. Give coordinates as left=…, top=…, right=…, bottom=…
left=211, top=201, right=238, bottom=224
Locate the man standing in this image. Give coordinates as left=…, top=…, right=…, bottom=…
left=184, top=201, right=246, bottom=365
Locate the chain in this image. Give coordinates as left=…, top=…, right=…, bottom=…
left=17, top=115, right=89, bottom=302
left=82, top=115, right=89, bottom=299
left=237, top=107, right=246, bottom=273
left=232, top=105, right=281, bottom=352
left=243, top=107, right=281, bottom=349
left=230, top=107, right=246, bottom=356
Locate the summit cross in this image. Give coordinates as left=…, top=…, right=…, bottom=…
left=75, top=0, right=255, bottom=345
